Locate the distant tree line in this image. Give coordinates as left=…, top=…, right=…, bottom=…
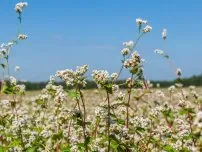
left=19, top=74, right=202, bottom=91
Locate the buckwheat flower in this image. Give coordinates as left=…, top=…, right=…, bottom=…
left=176, top=68, right=182, bottom=77
left=168, top=85, right=175, bottom=92
left=16, top=84, right=26, bottom=94
left=143, top=25, right=152, bottom=33
left=121, top=48, right=130, bottom=56
left=92, top=70, right=109, bottom=86
left=136, top=18, right=147, bottom=26
left=112, top=84, right=119, bottom=92
left=126, top=77, right=134, bottom=87
left=15, top=2, right=28, bottom=13
left=115, top=92, right=125, bottom=101
left=15, top=66, right=20, bottom=72
left=123, top=41, right=134, bottom=50
left=111, top=73, right=118, bottom=81
left=7, top=42, right=14, bottom=47
left=189, top=85, right=196, bottom=91
left=49, top=75, right=55, bottom=83
left=154, top=49, right=164, bottom=55
left=162, top=28, right=167, bottom=40
left=194, top=111, right=202, bottom=128
left=123, top=51, right=141, bottom=68
left=9, top=76, right=17, bottom=85
left=75, top=65, right=88, bottom=76
left=18, top=34, right=28, bottom=40
left=56, top=65, right=88, bottom=87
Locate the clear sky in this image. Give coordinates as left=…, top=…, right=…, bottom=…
left=0, top=0, right=202, bottom=81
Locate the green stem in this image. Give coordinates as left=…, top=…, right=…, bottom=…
left=106, top=91, right=111, bottom=152
left=126, top=74, right=134, bottom=128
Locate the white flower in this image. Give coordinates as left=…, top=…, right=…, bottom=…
left=162, top=28, right=167, bottom=40
left=15, top=2, right=28, bottom=13
left=194, top=111, right=202, bottom=128
left=111, top=73, right=118, bottom=81
left=18, top=34, right=28, bottom=40
left=123, top=41, right=134, bottom=50
left=168, top=85, right=175, bottom=92
left=136, top=18, right=147, bottom=26
left=121, top=48, right=130, bottom=56
left=154, top=49, right=164, bottom=55
left=50, top=75, right=55, bottom=83
left=92, top=70, right=109, bottom=86
left=176, top=68, right=182, bottom=77
left=143, top=25, right=152, bottom=33
left=15, top=66, right=20, bottom=72
left=9, top=76, right=17, bottom=85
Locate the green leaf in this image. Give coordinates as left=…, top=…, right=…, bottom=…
left=68, top=90, right=79, bottom=98
left=163, top=145, right=176, bottom=152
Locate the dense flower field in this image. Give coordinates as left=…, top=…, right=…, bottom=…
left=0, top=2, right=202, bottom=152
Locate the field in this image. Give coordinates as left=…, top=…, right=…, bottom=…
left=0, top=1, right=202, bottom=152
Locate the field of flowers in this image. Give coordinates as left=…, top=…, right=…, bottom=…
left=0, top=2, right=202, bottom=152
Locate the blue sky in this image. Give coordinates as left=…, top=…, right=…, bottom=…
left=0, top=0, right=202, bottom=81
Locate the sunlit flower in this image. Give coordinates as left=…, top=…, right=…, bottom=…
left=15, top=2, right=28, bottom=13
left=162, top=28, right=167, bottom=40
left=143, top=25, right=152, bottom=33
left=136, top=18, right=147, bottom=26
left=18, top=34, right=28, bottom=40
left=15, top=66, right=20, bottom=72
left=123, top=41, right=134, bottom=50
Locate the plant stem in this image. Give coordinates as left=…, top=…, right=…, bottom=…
left=78, top=89, right=88, bottom=152
left=106, top=91, right=111, bottom=152
left=126, top=74, right=134, bottom=128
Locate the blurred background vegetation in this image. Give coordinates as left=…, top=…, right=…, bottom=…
left=15, top=74, right=202, bottom=91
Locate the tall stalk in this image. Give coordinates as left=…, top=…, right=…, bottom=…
left=126, top=74, right=134, bottom=128
left=106, top=91, right=111, bottom=152
left=78, top=89, right=88, bottom=152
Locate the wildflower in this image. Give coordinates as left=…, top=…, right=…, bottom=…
left=194, top=111, right=202, bottom=128
left=15, top=66, right=20, bottom=72
left=162, top=28, right=167, bottom=40
left=136, top=18, right=147, bottom=26
left=126, top=77, right=134, bottom=87
left=16, top=84, right=26, bottom=94
left=142, top=25, right=152, bottom=33
left=18, top=34, right=28, bottom=40
left=123, top=51, right=141, bottom=68
left=92, top=70, right=109, bottom=86
left=168, top=85, right=175, bottom=92
left=111, top=73, right=118, bottom=81
left=154, top=49, right=164, bottom=55
left=9, top=76, right=17, bottom=85
left=115, top=92, right=125, bottom=101
left=49, top=75, right=55, bottom=83
left=176, top=68, right=182, bottom=77
left=56, top=65, right=88, bottom=87
left=121, top=48, right=130, bottom=56
left=15, top=2, right=28, bottom=13
left=123, top=41, right=134, bottom=50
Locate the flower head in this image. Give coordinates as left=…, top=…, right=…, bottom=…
left=15, top=66, right=20, bottom=72
left=143, top=25, right=152, bottom=33
left=123, top=41, right=134, bottom=50
left=18, top=34, right=28, bottom=40
left=136, top=18, right=147, bottom=26
left=162, top=28, right=167, bottom=40
left=15, top=2, right=28, bottom=13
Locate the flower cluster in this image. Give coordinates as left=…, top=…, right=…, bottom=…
left=92, top=70, right=110, bottom=86
left=123, top=51, right=142, bottom=68
left=15, top=2, right=28, bottom=13
left=18, top=34, right=28, bottom=40
left=56, top=65, right=88, bottom=88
